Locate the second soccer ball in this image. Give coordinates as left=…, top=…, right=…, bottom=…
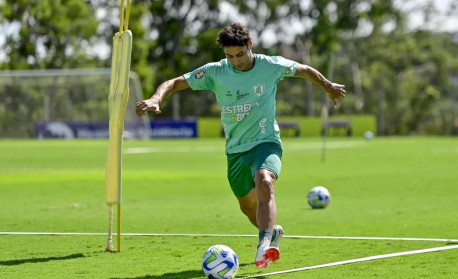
left=307, top=186, right=331, bottom=209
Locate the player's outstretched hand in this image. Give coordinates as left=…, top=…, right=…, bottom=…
left=326, top=83, right=346, bottom=107
left=136, top=97, right=161, bottom=116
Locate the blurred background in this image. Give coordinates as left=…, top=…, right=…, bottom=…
left=0, top=0, right=457, bottom=138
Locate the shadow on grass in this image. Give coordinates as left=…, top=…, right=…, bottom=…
left=0, top=253, right=85, bottom=266
left=112, top=269, right=203, bottom=279
left=112, top=263, right=253, bottom=279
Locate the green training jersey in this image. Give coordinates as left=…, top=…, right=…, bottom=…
left=183, top=54, right=296, bottom=154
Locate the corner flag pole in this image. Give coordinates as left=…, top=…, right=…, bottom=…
left=321, top=104, right=329, bottom=163
left=321, top=52, right=335, bottom=163
left=105, top=0, right=132, bottom=252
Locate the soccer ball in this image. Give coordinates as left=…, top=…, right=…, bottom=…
left=364, top=130, right=374, bottom=140
left=202, top=245, right=239, bottom=279
left=307, top=186, right=331, bottom=209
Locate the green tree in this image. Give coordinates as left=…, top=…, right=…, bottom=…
left=2, top=0, right=457, bottom=136
left=358, top=30, right=458, bottom=135
left=0, top=0, right=103, bottom=137
left=93, top=0, right=406, bottom=120
left=0, top=0, right=99, bottom=69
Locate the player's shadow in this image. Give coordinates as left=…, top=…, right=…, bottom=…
left=113, top=263, right=252, bottom=279
left=0, top=253, right=85, bottom=266
left=112, top=269, right=203, bottom=279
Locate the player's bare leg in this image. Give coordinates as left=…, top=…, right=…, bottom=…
left=254, top=169, right=280, bottom=268
left=255, top=169, right=276, bottom=231
left=237, top=169, right=282, bottom=268
left=236, top=169, right=277, bottom=230
left=237, top=188, right=258, bottom=228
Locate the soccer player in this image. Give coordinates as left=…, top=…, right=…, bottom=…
left=136, top=23, right=346, bottom=268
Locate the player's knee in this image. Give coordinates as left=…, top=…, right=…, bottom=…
left=255, top=175, right=275, bottom=202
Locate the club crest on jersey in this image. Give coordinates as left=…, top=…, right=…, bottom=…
left=285, top=67, right=291, bottom=75
left=195, top=70, right=205, bottom=79
left=253, top=84, right=265, bottom=97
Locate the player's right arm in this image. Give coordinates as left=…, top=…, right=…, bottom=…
left=136, top=76, right=190, bottom=116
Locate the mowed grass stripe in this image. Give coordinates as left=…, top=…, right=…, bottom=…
left=0, top=137, right=457, bottom=279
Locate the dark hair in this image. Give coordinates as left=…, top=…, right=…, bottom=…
left=216, top=23, right=251, bottom=47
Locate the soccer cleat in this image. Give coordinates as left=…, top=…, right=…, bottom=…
left=255, top=245, right=280, bottom=268
left=270, top=225, right=284, bottom=249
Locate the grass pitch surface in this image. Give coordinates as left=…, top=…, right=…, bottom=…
left=0, top=137, right=457, bottom=278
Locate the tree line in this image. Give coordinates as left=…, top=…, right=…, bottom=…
left=1, top=0, right=457, bottom=136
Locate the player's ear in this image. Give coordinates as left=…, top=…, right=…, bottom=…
left=248, top=41, right=253, bottom=50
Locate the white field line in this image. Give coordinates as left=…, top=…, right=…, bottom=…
left=238, top=244, right=458, bottom=279
left=286, top=141, right=363, bottom=150
left=0, top=232, right=457, bottom=243
left=123, top=141, right=363, bottom=154
left=1, top=232, right=455, bottom=278
left=123, top=146, right=222, bottom=154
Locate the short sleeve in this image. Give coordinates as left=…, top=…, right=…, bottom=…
left=272, top=56, right=296, bottom=80
left=183, top=63, right=215, bottom=91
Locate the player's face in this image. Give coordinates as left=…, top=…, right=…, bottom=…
left=224, top=44, right=254, bottom=71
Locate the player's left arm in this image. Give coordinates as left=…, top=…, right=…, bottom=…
left=293, top=63, right=346, bottom=107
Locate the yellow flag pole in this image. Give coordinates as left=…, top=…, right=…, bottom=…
left=119, top=0, right=125, bottom=33
left=125, top=0, right=131, bottom=31
left=105, top=0, right=132, bottom=253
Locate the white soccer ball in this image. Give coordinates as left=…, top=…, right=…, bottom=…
left=202, top=244, right=239, bottom=279
left=307, top=186, right=331, bottom=209
left=364, top=130, right=374, bottom=140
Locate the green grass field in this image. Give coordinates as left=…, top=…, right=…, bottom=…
left=0, top=137, right=457, bottom=278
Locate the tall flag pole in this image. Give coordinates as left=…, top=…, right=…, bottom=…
left=105, top=0, right=132, bottom=252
